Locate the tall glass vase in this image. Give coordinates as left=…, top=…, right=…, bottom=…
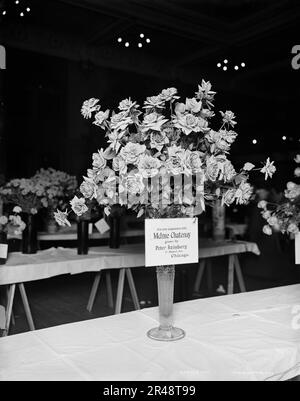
left=22, top=214, right=38, bottom=254
left=147, top=265, right=185, bottom=342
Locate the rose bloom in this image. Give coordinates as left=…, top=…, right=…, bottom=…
left=185, top=98, right=202, bottom=113
left=163, top=126, right=180, bottom=144
left=267, top=216, right=279, bottom=227
left=120, top=173, right=145, bottom=196
left=92, top=149, right=107, bottom=170
left=144, top=95, right=165, bottom=109
left=0, top=216, right=8, bottom=225
left=13, top=206, right=22, bottom=214
left=87, top=168, right=107, bottom=184
left=150, top=131, right=169, bottom=152
left=120, top=143, right=146, bottom=165
left=81, top=98, right=100, bottom=119
left=235, top=182, right=253, bottom=205
left=288, top=223, right=299, bottom=235
left=258, top=200, right=267, bottom=209
left=173, top=113, right=201, bottom=135
left=206, top=130, right=230, bottom=153
left=295, top=168, right=300, bottom=178
left=138, top=155, right=162, bottom=178
left=70, top=196, right=89, bottom=217
left=160, top=88, right=179, bottom=102
left=102, top=176, right=118, bottom=200
left=222, top=189, right=236, bottom=206
left=243, top=162, right=255, bottom=172
left=142, top=113, right=168, bottom=132
left=112, top=156, right=128, bottom=175
left=205, top=156, right=221, bottom=182
left=118, top=98, right=137, bottom=111
left=263, top=225, right=272, bottom=236
left=221, top=160, right=236, bottom=182
left=93, top=110, right=110, bottom=128
left=80, top=177, right=97, bottom=200
left=166, top=152, right=185, bottom=175
left=262, top=210, right=271, bottom=220
left=110, top=111, right=133, bottom=131
left=185, top=151, right=203, bottom=174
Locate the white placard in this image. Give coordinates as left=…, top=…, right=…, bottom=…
left=295, top=233, right=300, bottom=264
left=145, top=218, right=198, bottom=267
left=95, top=218, right=110, bottom=235
left=0, top=244, right=8, bottom=259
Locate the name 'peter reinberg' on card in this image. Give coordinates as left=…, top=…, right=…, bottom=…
left=145, top=218, right=199, bottom=267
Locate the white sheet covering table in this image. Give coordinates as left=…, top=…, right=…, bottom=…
left=0, top=284, right=299, bottom=381
left=0, top=241, right=260, bottom=334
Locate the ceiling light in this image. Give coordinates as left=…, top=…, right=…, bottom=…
left=146, top=38, right=151, bottom=43
left=125, top=42, right=130, bottom=47
left=234, top=66, right=239, bottom=70
left=223, top=66, right=227, bottom=71
left=138, top=43, right=143, bottom=48
left=252, top=139, right=257, bottom=145
left=117, top=37, right=122, bottom=43
left=140, top=33, right=144, bottom=38
left=224, top=59, right=228, bottom=64
left=217, top=63, right=221, bottom=68
left=241, top=62, right=246, bottom=67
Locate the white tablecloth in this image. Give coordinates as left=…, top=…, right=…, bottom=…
left=0, top=284, right=299, bottom=381
left=0, top=246, right=145, bottom=286
left=198, top=239, right=260, bottom=259
left=0, top=241, right=260, bottom=286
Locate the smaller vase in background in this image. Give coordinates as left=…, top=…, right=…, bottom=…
left=212, top=199, right=226, bottom=242
left=108, top=205, right=123, bottom=249
left=45, top=217, right=59, bottom=234
left=77, top=219, right=89, bottom=255
left=0, top=232, right=8, bottom=265
left=109, top=216, right=120, bottom=249
left=22, top=213, right=38, bottom=254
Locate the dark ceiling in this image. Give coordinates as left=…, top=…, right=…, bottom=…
left=0, top=0, right=300, bottom=165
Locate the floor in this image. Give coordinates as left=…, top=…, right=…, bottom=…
left=3, top=254, right=300, bottom=336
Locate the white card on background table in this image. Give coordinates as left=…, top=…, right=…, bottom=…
left=0, top=244, right=8, bottom=259
left=295, top=233, right=300, bottom=264
left=145, top=218, right=198, bottom=267
left=95, top=218, right=110, bottom=235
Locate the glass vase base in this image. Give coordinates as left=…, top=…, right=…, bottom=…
left=147, top=326, right=186, bottom=342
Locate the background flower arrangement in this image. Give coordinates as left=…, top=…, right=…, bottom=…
left=0, top=168, right=77, bottom=216
left=56, top=80, right=275, bottom=226
left=0, top=207, right=26, bottom=237
left=259, top=156, right=300, bottom=236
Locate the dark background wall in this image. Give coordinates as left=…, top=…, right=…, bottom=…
left=0, top=0, right=300, bottom=189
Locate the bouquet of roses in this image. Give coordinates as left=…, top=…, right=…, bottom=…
left=259, top=155, right=300, bottom=236
left=0, top=206, right=26, bottom=236
left=54, top=80, right=275, bottom=227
